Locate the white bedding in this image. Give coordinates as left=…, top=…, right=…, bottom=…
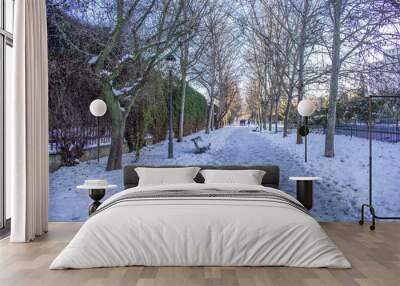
left=50, top=183, right=351, bottom=269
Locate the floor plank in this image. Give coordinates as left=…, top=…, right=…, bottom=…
left=0, top=222, right=399, bottom=286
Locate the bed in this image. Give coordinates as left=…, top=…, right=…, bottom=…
left=50, top=165, right=350, bottom=269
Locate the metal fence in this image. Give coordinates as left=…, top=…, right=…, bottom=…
left=307, top=123, right=400, bottom=143
left=49, top=121, right=399, bottom=154
left=49, top=125, right=112, bottom=154
left=336, top=124, right=400, bottom=143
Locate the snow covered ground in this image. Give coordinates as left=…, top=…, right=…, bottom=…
left=49, top=125, right=400, bottom=222
left=255, top=129, right=400, bottom=221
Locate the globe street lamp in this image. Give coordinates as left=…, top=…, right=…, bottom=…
left=166, top=54, right=176, bottom=159
left=89, top=99, right=107, bottom=162
left=297, top=99, right=316, bottom=162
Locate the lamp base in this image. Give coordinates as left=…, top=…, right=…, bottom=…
left=298, top=126, right=309, bottom=136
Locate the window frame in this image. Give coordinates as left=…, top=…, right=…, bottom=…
left=0, top=0, right=13, bottom=232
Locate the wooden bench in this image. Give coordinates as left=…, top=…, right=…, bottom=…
left=191, top=136, right=211, bottom=154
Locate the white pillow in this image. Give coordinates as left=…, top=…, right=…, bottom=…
left=135, top=167, right=200, bottom=186
left=200, top=169, right=266, bottom=185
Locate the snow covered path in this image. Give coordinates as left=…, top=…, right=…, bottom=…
left=49, top=126, right=399, bottom=222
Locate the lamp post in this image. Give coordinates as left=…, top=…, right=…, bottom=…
left=297, top=99, right=316, bottom=162
left=89, top=99, right=107, bottom=162
left=166, top=54, right=176, bottom=159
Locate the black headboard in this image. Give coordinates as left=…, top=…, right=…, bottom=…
left=123, top=165, right=280, bottom=189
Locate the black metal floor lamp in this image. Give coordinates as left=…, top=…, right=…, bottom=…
left=359, top=95, right=400, bottom=230
left=297, top=99, right=316, bottom=162
left=89, top=99, right=107, bottom=162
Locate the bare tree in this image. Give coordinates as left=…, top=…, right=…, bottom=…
left=52, top=0, right=207, bottom=170
left=243, top=0, right=306, bottom=136
left=177, top=1, right=208, bottom=142
left=194, top=0, right=238, bottom=134
left=323, top=0, right=397, bottom=157
left=216, top=70, right=242, bottom=127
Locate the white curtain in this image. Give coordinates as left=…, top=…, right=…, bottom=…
left=9, top=0, right=49, bottom=242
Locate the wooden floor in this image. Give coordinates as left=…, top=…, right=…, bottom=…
left=0, top=222, right=399, bottom=286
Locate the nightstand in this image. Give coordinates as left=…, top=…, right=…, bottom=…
left=289, top=177, right=320, bottom=210
left=77, top=180, right=117, bottom=215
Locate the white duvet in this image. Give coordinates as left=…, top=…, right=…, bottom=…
left=50, top=183, right=351, bottom=269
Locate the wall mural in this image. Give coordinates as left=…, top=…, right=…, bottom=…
left=47, top=0, right=400, bottom=222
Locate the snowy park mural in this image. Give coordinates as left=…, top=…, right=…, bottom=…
left=47, top=0, right=400, bottom=222
left=50, top=126, right=400, bottom=221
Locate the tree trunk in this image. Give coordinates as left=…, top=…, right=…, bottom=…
left=256, top=107, right=260, bottom=128
left=211, top=106, right=215, bottom=131
left=107, top=119, right=125, bottom=171
left=206, top=97, right=215, bottom=134
left=275, top=72, right=283, bottom=133
left=283, top=99, right=291, bottom=137
left=283, top=78, right=296, bottom=138
left=274, top=97, right=279, bottom=133
left=134, top=117, right=143, bottom=161
left=178, top=75, right=187, bottom=142
left=124, top=129, right=134, bottom=153
left=268, top=98, right=273, bottom=131
left=135, top=131, right=141, bottom=161
left=325, top=0, right=342, bottom=157
left=178, top=22, right=189, bottom=142
left=296, top=0, right=309, bottom=144
left=296, top=114, right=303, bottom=144
left=102, top=84, right=127, bottom=171
left=262, top=100, right=267, bottom=130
